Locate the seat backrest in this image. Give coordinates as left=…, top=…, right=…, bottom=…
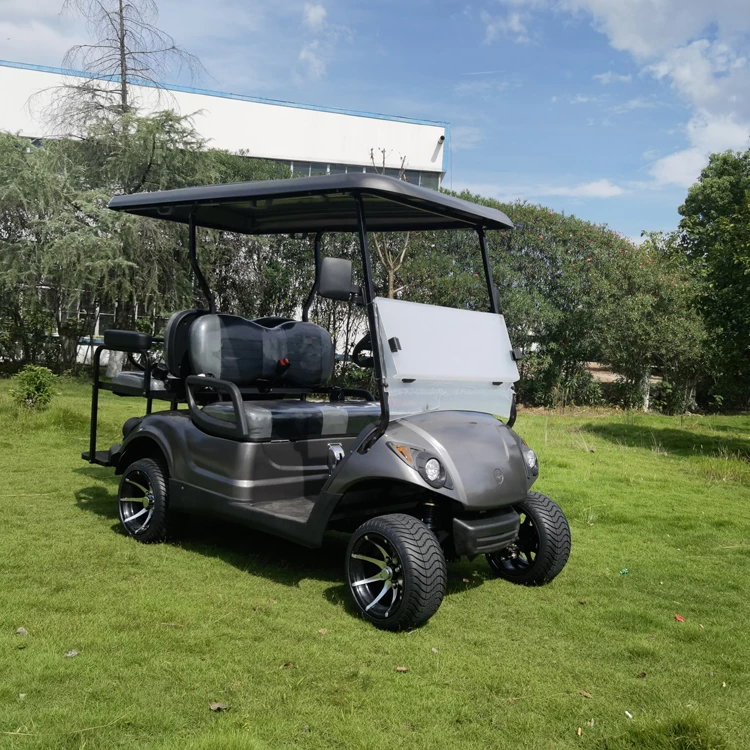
left=188, top=314, right=334, bottom=388
left=164, top=309, right=206, bottom=378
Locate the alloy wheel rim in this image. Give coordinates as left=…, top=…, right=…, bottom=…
left=349, top=533, right=403, bottom=619
left=120, top=470, right=155, bottom=536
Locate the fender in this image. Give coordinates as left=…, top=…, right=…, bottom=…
left=323, top=411, right=535, bottom=512
left=115, top=413, right=185, bottom=476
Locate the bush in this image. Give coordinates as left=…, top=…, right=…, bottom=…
left=650, top=380, right=697, bottom=415
left=603, top=377, right=645, bottom=411
left=9, top=365, right=58, bottom=410
left=517, top=353, right=602, bottom=408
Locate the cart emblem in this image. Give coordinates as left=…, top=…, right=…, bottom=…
left=494, top=469, right=504, bottom=484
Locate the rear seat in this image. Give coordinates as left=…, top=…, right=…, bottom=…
left=110, top=310, right=204, bottom=398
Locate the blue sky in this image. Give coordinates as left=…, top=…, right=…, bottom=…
left=1, top=0, right=749, bottom=240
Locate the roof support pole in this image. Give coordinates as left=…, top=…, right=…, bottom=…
left=354, top=194, right=389, bottom=452
left=302, top=232, right=324, bottom=322
left=477, top=227, right=499, bottom=314
left=189, top=211, right=216, bottom=313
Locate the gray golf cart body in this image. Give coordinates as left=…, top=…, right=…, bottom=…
left=84, top=173, right=538, bottom=559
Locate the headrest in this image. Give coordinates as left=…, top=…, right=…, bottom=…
left=189, top=314, right=334, bottom=388
left=164, top=309, right=206, bottom=378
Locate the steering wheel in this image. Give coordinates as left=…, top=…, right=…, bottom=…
left=351, top=332, right=374, bottom=369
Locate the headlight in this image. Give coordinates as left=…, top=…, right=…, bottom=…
left=424, top=458, right=442, bottom=482
left=525, top=449, right=537, bottom=469
left=387, top=443, right=450, bottom=488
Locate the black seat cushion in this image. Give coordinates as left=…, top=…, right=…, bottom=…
left=202, top=399, right=380, bottom=441
left=189, top=314, right=334, bottom=388
left=111, top=371, right=168, bottom=397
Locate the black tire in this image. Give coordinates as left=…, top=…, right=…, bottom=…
left=486, top=492, right=570, bottom=586
left=346, top=514, right=447, bottom=631
left=118, top=458, right=169, bottom=544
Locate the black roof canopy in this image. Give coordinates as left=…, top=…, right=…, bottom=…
left=108, top=173, right=513, bottom=235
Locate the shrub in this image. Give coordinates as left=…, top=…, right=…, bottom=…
left=650, top=380, right=697, bottom=415
left=517, top=353, right=602, bottom=408
left=9, top=365, right=58, bottom=410
left=603, top=377, right=646, bottom=411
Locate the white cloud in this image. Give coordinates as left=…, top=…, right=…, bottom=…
left=569, top=94, right=603, bottom=104
left=454, top=177, right=626, bottom=201
left=452, top=125, right=485, bottom=150
left=0, top=20, right=78, bottom=65
left=610, top=96, right=657, bottom=114
left=298, top=40, right=326, bottom=80
left=545, top=178, right=626, bottom=197
left=648, top=147, right=708, bottom=188
left=454, top=78, right=510, bottom=97
left=593, top=71, right=632, bottom=84
left=303, top=3, right=327, bottom=31
left=649, top=110, right=750, bottom=187
left=495, top=0, right=750, bottom=188
left=481, top=9, right=531, bottom=44
left=0, top=0, right=65, bottom=21
left=561, top=0, right=750, bottom=60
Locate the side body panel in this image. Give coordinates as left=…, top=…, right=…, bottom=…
left=116, top=409, right=533, bottom=548
left=117, top=411, right=357, bottom=546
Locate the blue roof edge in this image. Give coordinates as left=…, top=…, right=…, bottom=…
left=0, top=59, right=450, bottom=131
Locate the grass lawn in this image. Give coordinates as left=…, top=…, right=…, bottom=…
left=1, top=380, right=749, bottom=750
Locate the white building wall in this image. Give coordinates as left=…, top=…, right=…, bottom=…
left=0, top=62, right=448, bottom=176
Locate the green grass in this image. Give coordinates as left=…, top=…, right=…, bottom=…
left=1, top=382, right=749, bottom=750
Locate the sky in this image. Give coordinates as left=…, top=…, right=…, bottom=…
left=1, top=0, right=749, bottom=241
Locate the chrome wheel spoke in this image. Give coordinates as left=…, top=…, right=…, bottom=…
left=351, top=553, right=386, bottom=569
left=126, top=506, right=148, bottom=523
left=135, top=509, right=153, bottom=533
left=384, top=584, right=399, bottom=615
left=125, top=478, right=149, bottom=495
left=370, top=540, right=391, bottom=561
left=352, top=573, right=384, bottom=587
left=365, top=581, right=392, bottom=612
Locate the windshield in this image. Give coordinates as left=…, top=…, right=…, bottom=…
left=373, top=297, right=519, bottom=419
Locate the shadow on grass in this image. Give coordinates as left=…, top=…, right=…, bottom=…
left=74, top=472, right=491, bottom=622
left=321, top=566, right=490, bottom=622
left=583, top=422, right=750, bottom=458
left=595, top=714, right=727, bottom=749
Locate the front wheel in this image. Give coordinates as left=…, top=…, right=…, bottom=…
left=486, top=492, right=570, bottom=585
left=346, top=514, right=447, bottom=631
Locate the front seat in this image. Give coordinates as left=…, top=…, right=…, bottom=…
left=189, top=314, right=380, bottom=441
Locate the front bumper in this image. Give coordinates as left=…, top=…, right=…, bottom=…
left=452, top=507, right=520, bottom=556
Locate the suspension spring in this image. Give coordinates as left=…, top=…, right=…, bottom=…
left=421, top=501, right=439, bottom=532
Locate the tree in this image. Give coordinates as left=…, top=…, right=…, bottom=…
left=369, top=148, right=411, bottom=298
left=679, top=148, right=750, bottom=409
left=592, top=233, right=706, bottom=412
left=0, top=116, right=289, bottom=373
left=42, top=0, right=202, bottom=130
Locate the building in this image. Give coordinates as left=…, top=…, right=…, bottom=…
left=0, top=59, right=449, bottom=189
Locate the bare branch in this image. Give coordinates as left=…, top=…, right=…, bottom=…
left=43, top=0, right=205, bottom=132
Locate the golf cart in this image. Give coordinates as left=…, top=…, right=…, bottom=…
left=83, top=173, right=570, bottom=630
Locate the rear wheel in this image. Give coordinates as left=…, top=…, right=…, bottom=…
left=346, top=514, right=447, bottom=631
left=118, top=458, right=169, bottom=544
left=486, top=492, right=570, bottom=585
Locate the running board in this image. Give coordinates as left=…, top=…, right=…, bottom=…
left=170, top=480, right=325, bottom=546
left=82, top=444, right=121, bottom=467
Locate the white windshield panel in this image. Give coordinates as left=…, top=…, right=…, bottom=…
left=373, top=297, right=519, bottom=419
